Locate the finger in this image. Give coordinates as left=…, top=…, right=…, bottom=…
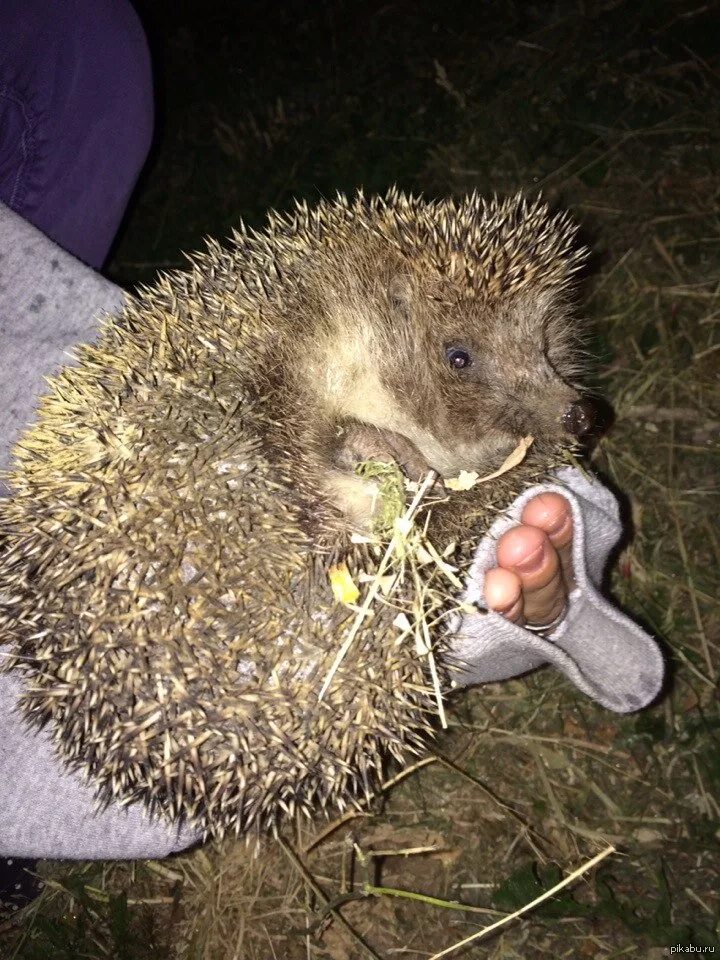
left=484, top=567, right=524, bottom=624
left=521, top=492, right=575, bottom=590
left=496, top=525, right=566, bottom=626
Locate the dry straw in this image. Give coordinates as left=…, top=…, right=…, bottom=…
left=319, top=436, right=536, bottom=725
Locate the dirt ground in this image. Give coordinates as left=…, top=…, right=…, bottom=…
left=2, top=1, right=718, bottom=957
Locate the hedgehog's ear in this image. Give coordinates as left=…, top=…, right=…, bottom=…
left=387, top=274, right=414, bottom=320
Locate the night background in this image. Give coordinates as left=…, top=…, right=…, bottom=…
left=4, top=1, right=720, bottom=957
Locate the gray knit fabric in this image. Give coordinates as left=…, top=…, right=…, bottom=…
left=0, top=671, right=198, bottom=859
left=447, top=466, right=665, bottom=713
left=0, top=204, right=125, bottom=485
left=0, top=203, right=201, bottom=857
left=0, top=202, right=664, bottom=859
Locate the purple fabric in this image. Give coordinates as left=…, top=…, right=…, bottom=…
left=0, top=0, right=153, bottom=268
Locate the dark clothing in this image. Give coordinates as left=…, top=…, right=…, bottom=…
left=0, top=0, right=153, bottom=268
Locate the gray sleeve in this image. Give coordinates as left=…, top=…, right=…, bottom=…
left=0, top=671, right=199, bottom=859
left=0, top=203, right=200, bottom=858
left=446, top=466, right=665, bottom=713
left=0, top=202, right=126, bottom=484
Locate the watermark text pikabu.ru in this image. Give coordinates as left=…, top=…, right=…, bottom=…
left=669, top=947, right=715, bottom=955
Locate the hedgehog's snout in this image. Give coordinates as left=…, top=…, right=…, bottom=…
left=562, top=398, right=595, bottom=437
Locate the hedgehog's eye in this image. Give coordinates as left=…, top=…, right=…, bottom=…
left=445, top=346, right=473, bottom=370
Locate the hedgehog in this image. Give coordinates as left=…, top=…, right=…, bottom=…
left=0, top=190, right=591, bottom=838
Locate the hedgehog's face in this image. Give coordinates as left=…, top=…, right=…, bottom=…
left=367, top=275, right=592, bottom=478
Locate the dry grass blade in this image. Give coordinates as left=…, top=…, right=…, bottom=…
left=427, top=845, right=617, bottom=960
left=277, top=836, right=383, bottom=960
left=303, top=756, right=438, bottom=853
left=318, top=469, right=439, bottom=700
left=435, top=753, right=548, bottom=859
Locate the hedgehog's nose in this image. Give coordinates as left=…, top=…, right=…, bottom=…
left=562, top=399, right=595, bottom=437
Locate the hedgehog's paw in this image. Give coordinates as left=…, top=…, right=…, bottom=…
left=324, top=469, right=382, bottom=533
left=334, top=419, right=432, bottom=482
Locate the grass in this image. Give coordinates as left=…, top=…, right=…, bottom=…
left=2, top=0, right=719, bottom=956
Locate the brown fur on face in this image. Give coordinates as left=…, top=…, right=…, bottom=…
left=266, top=200, right=587, bottom=530
left=373, top=277, right=583, bottom=475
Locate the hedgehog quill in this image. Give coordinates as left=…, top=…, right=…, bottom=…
left=0, top=191, right=591, bottom=838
